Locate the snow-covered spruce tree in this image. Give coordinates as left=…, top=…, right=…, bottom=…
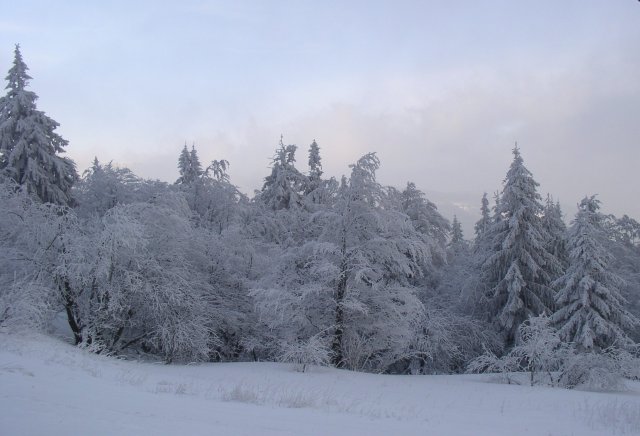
left=307, top=139, right=322, bottom=190
left=552, top=196, right=639, bottom=350
left=0, top=45, right=77, bottom=205
left=442, top=193, right=494, bottom=317
left=437, top=214, right=472, bottom=298
left=474, top=192, right=491, bottom=244
left=176, top=143, right=203, bottom=185
left=259, top=136, right=305, bottom=211
left=449, top=215, right=467, bottom=257
left=190, top=145, right=203, bottom=177
left=542, top=194, right=568, bottom=273
left=303, top=139, right=337, bottom=207
left=481, top=147, right=561, bottom=346
left=471, top=193, right=496, bottom=287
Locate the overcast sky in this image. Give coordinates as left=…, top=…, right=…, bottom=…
left=2, top=0, right=639, bottom=229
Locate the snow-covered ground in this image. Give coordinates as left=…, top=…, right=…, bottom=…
left=1, top=333, right=639, bottom=436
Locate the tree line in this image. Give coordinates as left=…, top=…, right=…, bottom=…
left=1, top=46, right=638, bottom=383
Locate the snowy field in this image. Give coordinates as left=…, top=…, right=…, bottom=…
left=1, top=333, right=639, bottom=436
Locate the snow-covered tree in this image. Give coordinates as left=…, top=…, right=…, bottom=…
left=468, top=314, right=568, bottom=386
left=604, top=214, right=640, bottom=337
left=176, top=144, right=203, bottom=185
left=474, top=193, right=491, bottom=243
left=208, top=159, right=230, bottom=183
left=308, top=139, right=322, bottom=182
left=0, top=179, right=63, bottom=330
left=436, top=214, right=473, bottom=305
left=303, top=139, right=337, bottom=206
left=259, top=137, right=305, bottom=210
left=0, top=45, right=77, bottom=205
left=73, top=158, right=141, bottom=217
left=542, top=194, right=568, bottom=272
left=56, top=192, right=222, bottom=361
left=398, top=182, right=449, bottom=274
left=552, top=196, right=638, bottom=350
left=481, top=147, right=561, bottom=346
left=449, top=216, right=466, bottom=255
left=253, top=153, right=429, bottom=371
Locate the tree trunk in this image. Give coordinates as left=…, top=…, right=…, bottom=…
left=61, top=279, right=82, bottom=345
left=331, top=233, right=348, bottom=368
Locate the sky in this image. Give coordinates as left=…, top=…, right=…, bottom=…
left=1, top=0, right=639, bottom=231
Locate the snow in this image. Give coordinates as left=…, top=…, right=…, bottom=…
left=1, top=333, right=639, bottom=436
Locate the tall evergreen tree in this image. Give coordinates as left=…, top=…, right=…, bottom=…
left=474, top=193, right=491, bottom=242
left=303, top=139, right=336, bottom=205
left=189, top=144, right=203, bottom=179
left=176, top=143, right=202, bottom=185
left=177, top=144, right=190, bottom=183
left=482, top=147, right=561, bottom=346
left=259, top=136, right=304, bottom=210
left=552, top=196, right=638, bottom=350
left=449, top=215, right=466, bottom=255
left=308, top=139, right=322, bottom=181
left=0, top=45, right=77, bottom=205
left=542, top=194, right=568, bottom=272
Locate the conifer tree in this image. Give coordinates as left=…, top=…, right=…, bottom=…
left=482, top=147, right=561, bottom=346
left=542, top=194, right=568, bottom=272
left=259, top=136, right=304, bottom=210
left=189, top=144, right=203, bottom=179
left=177, top=144, right=190, bottom=183
left=308, top=139, right=322, bottom=182
left=553, top=196, right=638, bottom=350
left=0, top=45, right=77, bottom=205
left=449, top=215, right=466, bottom=255
left=303, top=139, right=336, bottom=205
left=474, top=193, right=491, bottom=242
left=176, top=143, right=202, bottom=185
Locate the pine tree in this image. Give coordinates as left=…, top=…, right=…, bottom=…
left=259, top=136, right=304, bottom=210
left=482, top=147, right=561, bottom=346
left=177, top=144, right=190, bottom=183
left=552, top=196, right=638, bottom=350
left=0, top=44, right=77, bottom=205
left=176, top=143, right=202, bottom=185
left=542, top=194, right=568, bottom=272
left=308, top=139, right=322, bottom=181
left=449, top=215, right=467, bottom=255
left=474, top=193, right=491, bottom=242
left=303, top=139, right=336, bottom=205
left=189, top=144, right=203, bottom=179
